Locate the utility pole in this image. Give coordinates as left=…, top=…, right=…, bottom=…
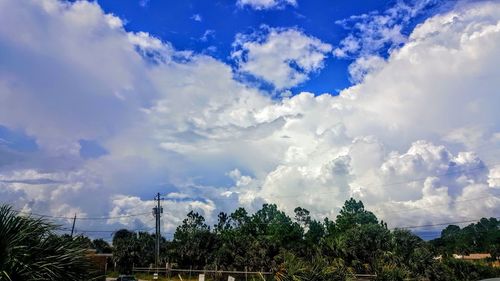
left=152, top=193, right=163, bottom=272
left=70, top=213, right=77, bottom=237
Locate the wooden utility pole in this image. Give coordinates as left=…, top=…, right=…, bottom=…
left=153, top=193, right=163, bottom=272
left=70, top=213, right=77, bottom=237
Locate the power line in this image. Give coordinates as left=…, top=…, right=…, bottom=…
left=58, top=225, right=157, bottom=233
left=60, top=216, right=498, bottom=239
left=74, top=227, right=156, bottom=234
left=11, top=209, right=150, bottom=220
left=396, top=216, right=500, bottom=230
left=145, top=160, right=500, bottom=204
left=374, top=193, right=500, bottom=216
left=5, top=160, right=499, bottom=241
left=5, top=155, right=499, bottom=228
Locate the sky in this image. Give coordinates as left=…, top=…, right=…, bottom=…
left=0, top=0, right=500, bottom=240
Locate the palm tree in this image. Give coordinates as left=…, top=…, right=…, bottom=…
left=0, top=205, right=98, bottom=281
left=274, top=252, right=356, bottom=281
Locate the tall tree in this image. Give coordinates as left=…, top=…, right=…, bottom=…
left=335, top=198, right=378, bottom=232
left=173, top=211, right=216, bottom=268
left=112, top=229, right=138, bottom=273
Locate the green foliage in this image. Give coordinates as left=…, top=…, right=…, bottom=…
left=0, top=205, right=98, bottom=281
left=112, top=229, right=158, bottom=273
left=335, top=198, right=378, bottom=233
left=274, top=252, right=356, bottom=281
left=436, top=258, right=500, bottom=281
left=172, top=211, right=217, bottom=268
left=13, top=197, right=500, bottom=281
left=375, top=264, right=410, bottom=281
left=92, top=238, right=112, bottom=254
left=431, top=218, right=500, bottom=257
left=106, top=198, right=500, bottom=280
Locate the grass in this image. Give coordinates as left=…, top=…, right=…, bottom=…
left=107, top=271, right=270, bottom=281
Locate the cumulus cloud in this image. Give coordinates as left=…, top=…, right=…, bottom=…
left=237, top=0, right=297, bottom=10
left=489, top=166, right=500, bottom=188
left=333, top=0, right=441, bottom=82
left=232, top=26, right=332, bottom=89
left=333, top=0, right=439, bottom=58
left=0, top=0, right=154, bottom=153
left=347, top=55, right=386, bottom=83
left=0, top=0, right=272, bottom=234
left=108, top=194, right=216, bottom=234
left=234, top=1, right=500, bottom=224
left=0, top=0, right=500, bottom=238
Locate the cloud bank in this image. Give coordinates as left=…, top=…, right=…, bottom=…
left=0, top=0, right=499, bottom=237
left=237, top=0, right=297, bottom=10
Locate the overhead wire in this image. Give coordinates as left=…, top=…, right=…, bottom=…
left=11, top=209, right=151, bottom=220
left=373, top=192, right=500, bottom=216
left=147, top=147, right=500, bottom=204
left=4, top=148, right=499, bottom=239
left=396, top=216, right=500, bottom=230
left=11, top=205, right=497, bottom=240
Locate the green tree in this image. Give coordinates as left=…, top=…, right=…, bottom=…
left=173, top=211, right=217, bottom=268
left=112, top=229, right=138, bottom=273
left=226, top=207, right=257, bottom=270
left=252, top=204, right=303, bottom=250
left=305, top=220, right=325, bottom=245
left=213, top=212, right=236, bottom=269
left=342, top=223, right=391, bottom=273
left=389, top=229, right=435, bottom=279
left=431, top=218, right=500, bottom=257
left=335, top=198, right=378, bottom=232
left=92, top=239, right=112, bottom=254
left=294, top=207, right=311, bottom=227
left=0, top=205, right=97, bottom=281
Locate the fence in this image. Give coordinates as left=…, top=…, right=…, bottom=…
left=132, top=266, right=377, bottom=281
left=133, top=267, right=272, bottom=281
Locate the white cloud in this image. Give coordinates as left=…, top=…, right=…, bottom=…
left=347, top=55, right=386, bottom=83
left=0, top=0, right=500, bottom=237
left=191, top=14, right=202, bottom=22
left=108, top=195, right=216, bottom=233
left=334, top=0, right=440, bottom=58
left=489, top=166, right=500, bottom=188
left=232, top=27, right=332, bottom=89
left=227, top=169, right=253, bottom=187
left=0, top=0, right=152, bottom=153
left=237, top=0, right=297, bottom=10
left=200, top=30, right=215, bottom=42
left=234, top=1, right=500, bottom=222
left=333, top=0, right=439, bottom=81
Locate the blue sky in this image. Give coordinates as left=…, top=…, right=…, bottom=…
left=95, top=0, right=437, bottom=93
left=1, top=0, right=500, bottom=238
left=1, top=0, right=445, bottom=154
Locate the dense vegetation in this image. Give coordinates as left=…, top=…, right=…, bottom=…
left=110, top=198, right=500, bottom=280
left=1, top=199, right=499, bottom=281
left=431, top=218, right=500, bottom=258
left=0, top=205, right=98, bottom=281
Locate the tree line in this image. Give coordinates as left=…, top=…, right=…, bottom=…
left=110, top=198, right=500, bottom=280
left=1, top=199, right=500, bottom=281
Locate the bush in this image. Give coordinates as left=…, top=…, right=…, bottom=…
left=0, top=205, right=99, bottom=281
